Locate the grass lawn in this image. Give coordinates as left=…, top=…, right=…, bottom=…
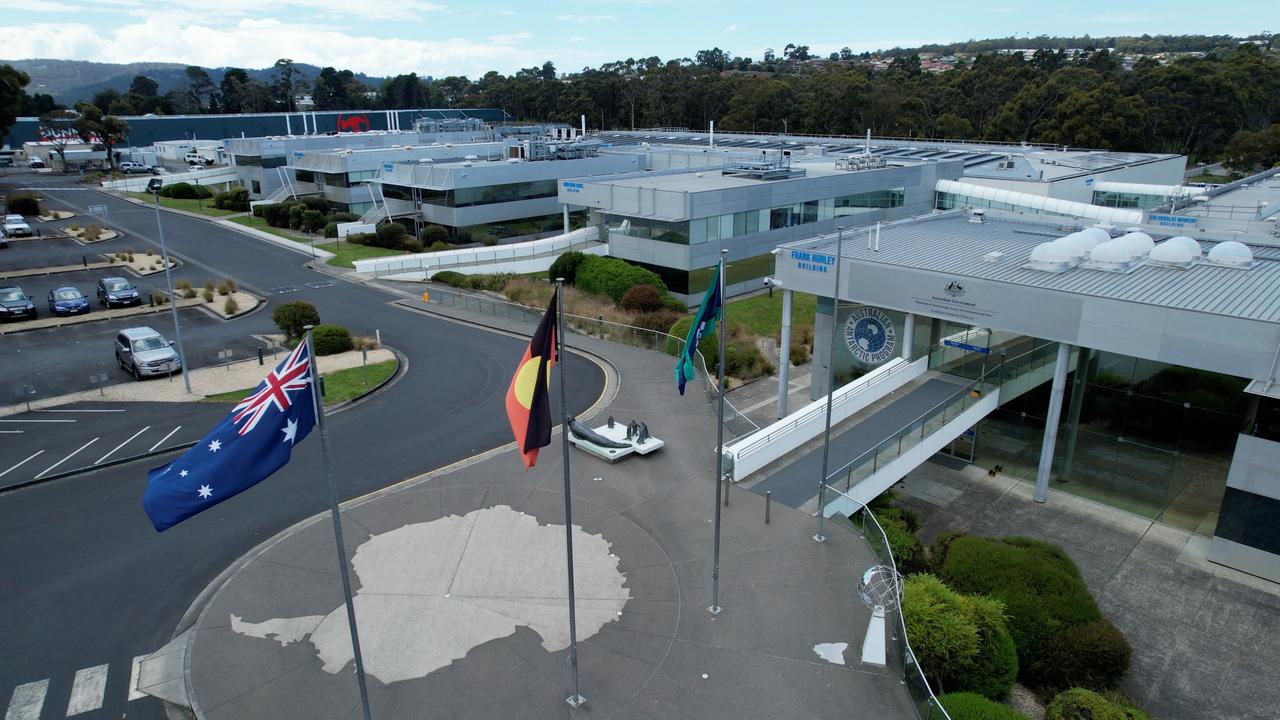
left=314, top=240, right=406, bottom=268
left=124, top=192, right=240, bottom=217
left=726, top=290, right=817, bottom=338
left=204, top=359, right=397, bottom=406
left=1185, top=172, right=1242, bottom=185
left=227, top=215, right=315, bottom=243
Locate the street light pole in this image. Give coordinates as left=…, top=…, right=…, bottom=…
left=149, top=179, right=192, bottom=394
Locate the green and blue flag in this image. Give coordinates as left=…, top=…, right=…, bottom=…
left=675, top=263, right=722, bottom=395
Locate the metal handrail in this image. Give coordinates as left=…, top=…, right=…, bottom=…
left=825, top=343, right=1053, bottom=485
left=362, top=228, right=602, bottom=277
left=821, top=483, right=952, bottom=720
left=625, top=127, right=1039, bottom=149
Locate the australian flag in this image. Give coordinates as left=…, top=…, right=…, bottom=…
left=142, top=341, right=317, bottom=532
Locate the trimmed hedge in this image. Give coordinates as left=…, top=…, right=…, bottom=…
left=212, top=187, right=250, bottom=211
left=574, top=255, right=667, bottom=303
left=936, top=693, right=1030, bottom=720
left=549, top=250, right=589, bottom=285
left=1044, top=689, right=1151, bottom=720
left=902, top=575, right=1018, bottom=701
left=420, top=224, right=449, bottom=245
left=1029, top=619, right=1132, bottom=694
left=312, top=324, right=353, bottom=356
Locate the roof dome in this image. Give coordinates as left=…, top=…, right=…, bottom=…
left=1150, top=236, right=1202, bottom=265
left=1089, top=240, right=1133, bottom=264
left=1080, top=227, right=1112, bottom=246
left=1208, top=241, right=1254, bottom=267
left=1117, top=232, right=1154, bottom=258
left=1031, top=241, right=1073, bottom=264
left=1049, top=233, right=1090, bottom=260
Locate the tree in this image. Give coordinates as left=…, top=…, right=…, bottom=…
left=272, top=301, right=320, bottom=340
left=312, top=67, right=355, bottom=110
left=0, top=64, right=30, bottom=140
left=184, top=66, right=216, bottom=112
left=129, top=75, right=158, bottom=98
left=75, top=104, right=130, bottom=169
left=38, top=109, right=79, bottom=169
left=696, top=48, right=730, bottom=72
left=219, top=68, right=250, bottom=113
left=273, top=58, right=304, bottom=112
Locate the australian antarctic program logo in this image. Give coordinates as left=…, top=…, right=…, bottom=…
left=944, top=281, right=965, bottom=298
left=844, top=307, right=897, bottom=365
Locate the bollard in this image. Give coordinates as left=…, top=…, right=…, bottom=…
left=362, top=346, right=368, bottom=386
left=257, top=347, right=264, bottom=366
left=375, top=329, right=381, bottom=347
left=319, top=376, right=327, bottom=397
left=82, top=255, right=88, bottom=268
left=765, top=491, right=772, bottom=524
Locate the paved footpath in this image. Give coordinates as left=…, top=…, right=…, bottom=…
left=182, top=299, right=918, bottom=720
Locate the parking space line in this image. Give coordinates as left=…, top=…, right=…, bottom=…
left=35, top=409, right=126, bottom=413
left=0, top=419, right=76, bottom=423
left=94, top=426, right=151, bottom=465
left=33, top=438, right=99, bottom=479
left=65, top=664, right=108, bottom=715
left=0, top=430, right=22, bottom=434
left=149, top=426, right=182, bottom=452
left=0, top=451, right=44, bottom=479
left=4, top=678, right=47, bottom=720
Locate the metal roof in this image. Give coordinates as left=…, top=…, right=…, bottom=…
left=786, top=211, right=1280, bottom=324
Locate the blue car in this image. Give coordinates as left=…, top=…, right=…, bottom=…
left=48, top=286, right=90, bottom=316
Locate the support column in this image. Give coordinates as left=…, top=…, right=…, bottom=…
left=1034, top=342, right=1074, bottom=503
left=811, top=296, right=836, bottom=401
left=929, top=317, right=942, bottom=349
left=777, top=289, right=793, bottom=419
left=1059, top=347, right=1091, bottom=481
left=902, top=313, right=916, bottom=361
left=563, top=205, right=570, bottom=234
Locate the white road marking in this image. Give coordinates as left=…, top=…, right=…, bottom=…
left=65, top=664, right=108, bottom=715
left=3, top=679, right=47, bottom=720
left=0, top=419, right=75, bottom=423
left=94, top=426, right=151, bottom=465
left=128, top=655, right=147, bottom=701
left=149, top=425, right=182, bottom=451
left=33, top=438, right=99, bottom=479
left=0, top=430, right=22, bottom=434
left=0, top=451, right=45, bottom=479
left=35, top=409, right=126, bottom=413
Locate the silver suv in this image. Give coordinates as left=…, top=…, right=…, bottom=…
left=115, top=326, right=182, bottom=380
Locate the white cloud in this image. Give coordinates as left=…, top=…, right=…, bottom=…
left=488, top=31, right=532, bottom=45
left=569, top=36, right=584, bottom=44
left=556, top=14, right=616, bottom=23
left=723, top=24, right=737, bottom=33
left=7, top=19, right=602, bottom=77
left=13, top=0, right=83, bottom=12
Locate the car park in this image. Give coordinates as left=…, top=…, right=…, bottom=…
left=47, top=286, right=90, bottom=316
left=97, top=276, right=142, bottom=308
left=3, top=214, right=33, bottom=237
left=0, top=286, right=37, bottom=320
left=114, top=326, right=182, bottom=379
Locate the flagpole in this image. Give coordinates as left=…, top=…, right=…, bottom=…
left=305, top=325, right=374, bottom=720
left=555, top=279, right=586, bottom=708
left=814, top=228, right=844, bottom=544
left=710, top=249, right=727, bottom=615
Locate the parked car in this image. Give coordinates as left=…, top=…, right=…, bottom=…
left=3, top=214, right=33, bottom=237
left=115, top=326, right=182, bottom=380
left=27, top=156, right=45, bottom=168
left=48, top=286, right=90, bottom=316
left=97, top=276, right=142, bottom=308
left=0, top=285, right=37, bottom=320
left=185, top=152, right=215, bottom=166
left=119, top=161, right=151, bottom=174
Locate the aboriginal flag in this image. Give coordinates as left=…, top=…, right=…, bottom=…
left=506, top=295, right=558, bottom=468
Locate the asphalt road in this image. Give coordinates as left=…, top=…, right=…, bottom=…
left=0, top=175, right=606, bottom=720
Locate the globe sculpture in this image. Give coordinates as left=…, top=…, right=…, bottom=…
left=857, top=564, right=901, bottom=667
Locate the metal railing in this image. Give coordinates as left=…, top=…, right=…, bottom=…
left=421, top=286, right=759, bottom=436
left=825, top=343, right=1055, bottom=495
left=357, top=227, right=602, bottom=278
left=823, top=484, right=952, bottom=720
left=625, top=127, right=1039, bottom=149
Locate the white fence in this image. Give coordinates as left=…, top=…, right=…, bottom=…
left=353, top=226, right=602, bottom=278
left=100, top=166, right=239, bottom=192
left=722, top=356, right=927, bottom=483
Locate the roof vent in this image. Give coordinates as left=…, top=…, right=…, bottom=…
left=1148, top=236, right=1202, bottom=269
left=982, top=251, right=1005, bottom=262
left=1207, top=241, right=1255, bottom=268
left=1025, top=241, right=1075, bottom=272
left=1080, top=227, right=1112, bottom=245
left=968, top=208, right=986, bottom=224
left=1117, top=231, right=1154, bottom=259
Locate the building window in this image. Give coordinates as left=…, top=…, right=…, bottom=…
left=606, top=215, right=689, bottom=244
left=382, top=185, right=412, bottom=201
left=835, top=187, right=904, bottom=216
left=251, top=180, right=261, bottom=194
left=295, top=170, right=315, bottom=183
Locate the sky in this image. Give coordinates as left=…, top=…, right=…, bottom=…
left=1, top=0, right=1270, bottom=78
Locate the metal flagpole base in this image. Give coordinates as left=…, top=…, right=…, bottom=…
left=566, top=694, right=586, bottom=708
left=708, top=604, right=722, bottom=615
left=812, top=533, right=826, bottom=543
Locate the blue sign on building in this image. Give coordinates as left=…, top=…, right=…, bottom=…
left=944, top=339, right=990, bottom=354
left=383, top=162, right=395, bottom=173
left=1148, top=214, right=1197, bottom=228
left=789, top=249, right=835, bottom=274
left=562, top=181, right=584, bottom=193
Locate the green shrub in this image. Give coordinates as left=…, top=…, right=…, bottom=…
left=311, top=324, right=353, bottom=355
left=660, top=294, right=687, bottom=313
left=456, top=229, right=474, bottom=244
left=420, top=224, right=449, bottom=245
left=432, top=270, right=467, bottom=287
left=192, top=184, right=213, bottom=199
left=330, top=212, right=359, bottom=223
left=301, top=209, right=325, bottom=234
left=182, top=287, right=196, bottom=299
left=549, top=251, right=589, bottom=285
left=298, top=196, right=329, bottom=213
left=935, top=536, right=1103, bottom=685
left=345, top=232, right=370, bottom=246
left=1044, top=689, right=1151, bottom=720
left=620, top=284, right=664, bottom=313
left=937, top=692, right=1030, bottom=720
left=878, top=517, right=926, bottom=574
left=257, top=203, right=289, bottom=227
left=324, top=221, right=339, bottom=238
left=575, top=256, right=666, bottom=303
left=902, top=575, right=1018, bottom=700
left=4, top=192, right=41, bottom=216
left=160, top=181, right=196, bottom=199
left=202, top=288, right=214, bottom=302
left=401, top=238, right=424, bottom=253
left=176, top=279, right=192, bottom=291
left=631, top=309, right=683, bottom=333
left=272, top=301, right=320, bottom=340
left=428, top=240, right=450, bottom=252
left=370, top=222, right=408, bottom=249
left=667, top=316, right=773, bottom=381
left=212, top=187, right=250, bottom=211
left=1028, top=619, right=1132, bottom=694
left=223, top=297, right=239, bottom=315
left=287, top=204, right=305, bottom=230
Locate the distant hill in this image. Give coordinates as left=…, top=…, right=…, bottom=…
left=0, top=59, right=386, bottom=105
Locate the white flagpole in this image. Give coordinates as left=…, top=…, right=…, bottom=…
left=710, top=249, right=727, bottom=615
left=555, top=280, right=586, bottom=708
left=305, top=325, right=374, bottom=720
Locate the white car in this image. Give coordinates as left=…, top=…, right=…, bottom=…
left=3, top=215, right=32, bottom=237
